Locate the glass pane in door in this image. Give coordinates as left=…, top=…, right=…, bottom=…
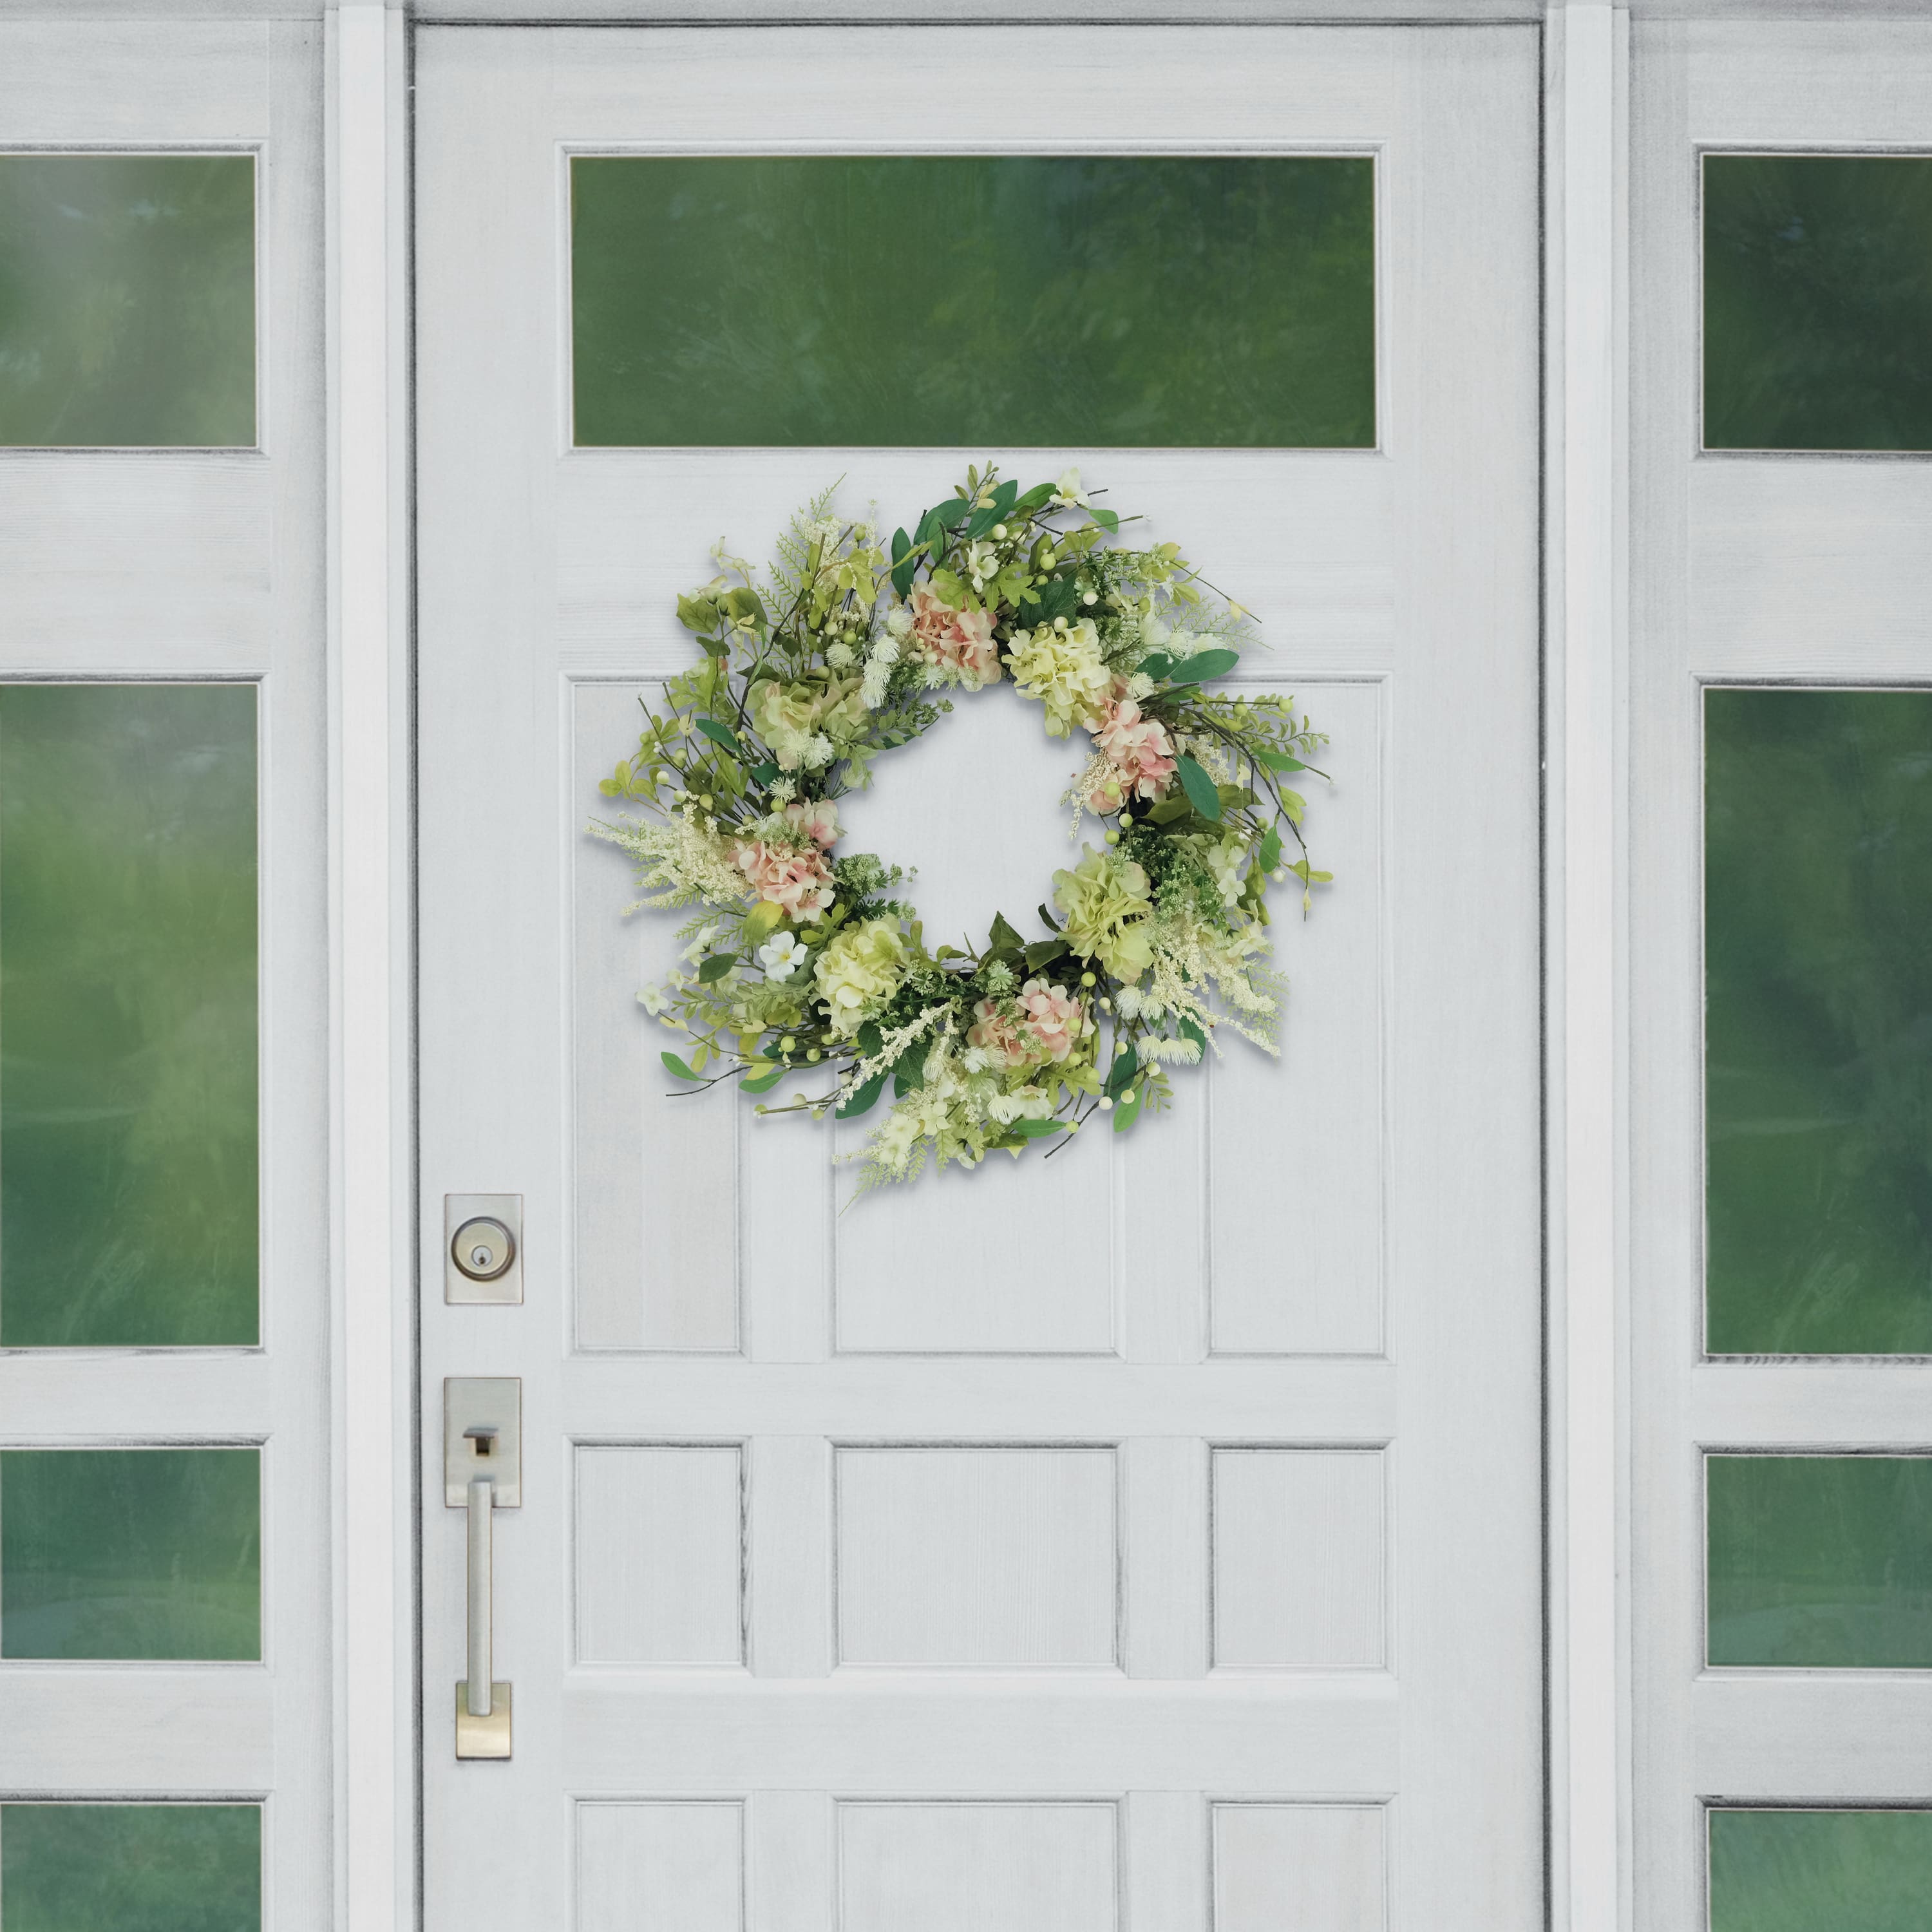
left=0, top=1447, right=260, bottom=1661
left=0, top=153, right=257, bottom=448
left=1709, top=1806, right=1932, bottom=1931
left=0, top=1802, right=261, bottom=1931
left=0, top=683, right=259, bottom=1348
left=1705, top=688, right=1932, bottom=1355
left=1703, top=153, right=1932, bottom=453
left=571, top=155, right=1376, bottom=448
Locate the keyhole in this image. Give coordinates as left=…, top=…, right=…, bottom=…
left=471, top=1243, right=494, bottom=1271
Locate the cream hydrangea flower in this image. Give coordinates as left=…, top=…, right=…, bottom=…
left=1201, top=831, right=1249, bottom=907
left=814, top=916, right=909, bottom=1034
left=1009, top=619, right=1112, bottom=737
left=1052, top=844, right=1155, bottom=983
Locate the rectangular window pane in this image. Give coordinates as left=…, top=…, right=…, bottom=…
left=0, top=154, right=256, bottom=449
left=0, top=1803, right=261, bottom=1931
left=1705, top=688, right=1932, bottom=1354
left=0, top=684, right=259, bottom=1348
left=1710, top=1808, right=1932, bottom=1932
left=570, top=156, right=1375, bottom=448
left=1703, top=153, right=1932, bottom=452
left=0, top=1448, right=260, bottom=1661
left=1707, top=1454, right=1932, bottom=1668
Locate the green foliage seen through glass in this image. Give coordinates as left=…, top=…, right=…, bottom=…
left=0, top=683, right=259, bottom=1347
left=0, top=1804, right=261, bottom=1932
left=1703, top=153, right=1932, bottom=451
left=1705, top=688, right=1932, bottom=1354
left=1707, top=1454, right=1932, bottom=1667
left=1710, top=1808, right=1932, bottom=1932
left=571, top=156, right=1375, bottom=448
left=0, top=154, right=256, bottom=448
left=0, top=1449, right=260, bottom=1661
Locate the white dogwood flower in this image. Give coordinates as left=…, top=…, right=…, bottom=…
left=758, top=932, right=809, bottom=981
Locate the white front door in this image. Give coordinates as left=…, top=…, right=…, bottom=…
left=414, top=23, right=1543, bottom=1930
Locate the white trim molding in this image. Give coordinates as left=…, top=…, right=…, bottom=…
left=1547, top=6, right=1631, bottom=1932
left=328, top=8, right=412, bottom=1932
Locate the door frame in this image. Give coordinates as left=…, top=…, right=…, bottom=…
left=327, top=7, right=1625, bottom=1931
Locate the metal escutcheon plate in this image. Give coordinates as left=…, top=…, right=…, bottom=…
left=455, top=1681, right=512, bottom=1759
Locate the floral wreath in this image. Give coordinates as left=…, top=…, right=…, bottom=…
left=592, top=466, right=1332, bottom=1191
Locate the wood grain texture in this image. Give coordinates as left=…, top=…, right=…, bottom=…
left=1212, top=1802, right=1387, bottom=1932
left=834, top=1446, right=1119, bottom=1667
left=838, top=1801, right=1118, bottom=1932
left=575, top=1445, right=746, bottom=1665
left=1211, top=1448, right=1387, bottom=1670
left=577, top=1800, right=745, bottom=1932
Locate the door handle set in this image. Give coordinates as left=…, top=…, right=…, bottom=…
left=445, top=1377, right=520, bottom=1759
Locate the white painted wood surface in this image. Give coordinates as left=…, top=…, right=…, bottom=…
left=1629, top=20, right=1932, bottom=1932
left=0, top=17, right=333, bottom=1931
left=327, top=12, right=412, bottom=1932
left=414, top=22, right=1543, bottom=1930
left=1546, top=12, right=1630, bottom=1932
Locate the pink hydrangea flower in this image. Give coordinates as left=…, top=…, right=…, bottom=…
left=1014, top=977, right=1086, bottom=1061
left=782, top=798, right=840, bottom=849
left=1089, top=695, right=1176, bottom=804
left=908, top=584, right=1002, bottom=689
left=733, top=837, right=834, bottom=919
left=966, top=999, right=1034, bottom=1070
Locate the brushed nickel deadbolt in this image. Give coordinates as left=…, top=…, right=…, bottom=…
left=443, top=1194, right=523, bottom=1305
left=453, top=1217, right=514, bottom=1281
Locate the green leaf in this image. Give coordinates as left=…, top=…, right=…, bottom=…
left=1037, top=902, right=1061, bottom=933
left=890, top=527, right=916, bottom=597
left=992, top=477, right=1019, bottom=513
left=1032, top=575, right=1079, bottom=623
left=1175, top=754, right=1222, bottom=822
left=1112, top=1087, right=1142, bottom=1132
left=892, top=1048, right=926, bottom=1097
left=739, top=1064, right=784, bottom=1094
left=661, top=1050, right=701, bottom=1083
left=1007, top=1118, right=1066, bottom=1140
left=1166, top=647, right=1239, bottom=685
left=720, top=585, right=768, bottom=631
left=837, top=1068, right=888, bottom=1118
left=744, top=900, right=785, bottom=943
left=1289, top=860, right=1334, bottom=885
left=930, top=497, right=971, bottom=530
left=1104, top=1045, right=1140, bottom=1097
left=1023, top=938, right=1069, bottom=972
left=1148, top=791, right=1193, bottom=826
left=1013, top=481, right=1056, bottom=512
left=988, top=911, right=1025, bottom=954
left=676, top=593, right=720, bottom=633
left=1258, top=825, right=1283, bottom=873
left=857, top=1021, right=884, bottom=1057
left=696, top=717, right=742, bottom=756
left=1090, top=506, right=1121, bottom=535
left=1137, top=652, right=1174, bottom=681
left=1179, top=1018, right=1207, bottom=1052
left=697, top=953, right=736, bottom=983
left=1258, top=749, right=1307, bottom=773
left=749, top=762, right=783, bottom=787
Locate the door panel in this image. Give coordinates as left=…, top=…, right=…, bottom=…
left=1631, top=21, right=1932, bottom=1931
left=416, top=24, right=1541, bottom=1930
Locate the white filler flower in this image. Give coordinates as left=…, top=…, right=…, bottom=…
left=758, top=932, right=809, bottom=981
